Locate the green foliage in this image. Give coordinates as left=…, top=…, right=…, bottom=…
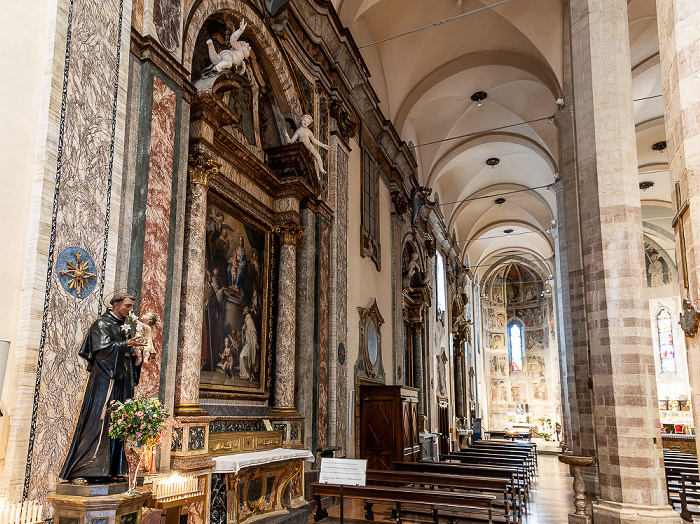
left=109, top=397, right=170, bottom=447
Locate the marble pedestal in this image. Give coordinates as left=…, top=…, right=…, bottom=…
left=48, top=484, right=149, bottom=524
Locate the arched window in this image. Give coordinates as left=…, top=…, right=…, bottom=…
left=508, top=320, right=524, bottom=372
left=436, top=253, right=447, bottom=321
left=657, top=308, right=676, bottom=373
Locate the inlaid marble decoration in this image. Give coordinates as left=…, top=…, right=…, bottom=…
left=56, top=247, right=98, bottom=299
left=188, top=477, right=206, bottom=524
left=136, top=76, right=177, bottom=400
left=210, top=420, right=266, bottom=434
left=26, top=0, right=127, bottom=506
left=334, top=145, right=349, bottom=454
left=171, top=427, right=183, bottom=451
left=318, top=94, right=330, bottom=201
left=153, top=0, right=181, bottom=52
left=210, top=473, right=226, bottom=524
left=188, top=426, right=206, bottom=450
left=290, top=423, right=299, bottom=441
left=317, top=218, right=330, bottom=448
left=273, top=243, right=297, bottom=408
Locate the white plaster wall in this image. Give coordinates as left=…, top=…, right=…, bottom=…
left=0, top=0, right=52, bottom=477
left=345, top=139, right=394, bottom=457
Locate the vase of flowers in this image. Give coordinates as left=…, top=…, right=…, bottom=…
left=109, top=397, right=170, bottom=494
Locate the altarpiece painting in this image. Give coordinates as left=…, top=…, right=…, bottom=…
left=200, top=196, right=270, bottom=398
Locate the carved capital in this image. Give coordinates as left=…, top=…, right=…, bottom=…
left=188, top=150, right=221, bottom=186
left=273, top=223, right=304, bottom=245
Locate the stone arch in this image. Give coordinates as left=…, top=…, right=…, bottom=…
left=183, top=0, right=302, bottom=117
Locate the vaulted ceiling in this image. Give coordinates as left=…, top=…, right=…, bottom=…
left=332, top=0, right=672, bottom=277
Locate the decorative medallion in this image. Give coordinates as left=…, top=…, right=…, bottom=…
left=680, top=299, right=700, bottom=338
left=56, top=247, right=98, bottom=299
left=337, top=342, right=346, bottom=366
left=153, top=0, right=181, bottom=52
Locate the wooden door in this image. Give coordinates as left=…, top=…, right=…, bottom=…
left=361, top=396, right=395, bottom=470
left=401, top=398, right=420, bottom=462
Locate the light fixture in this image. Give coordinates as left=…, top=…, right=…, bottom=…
left=651, top=141, right=667, bottom=152
left=471, top=91, right=487, bottom=107
left=495, top=197, right=506, bottom=205
left=639, top=181, right=655, bottom=191
left=504, top=229, right=514, bottom=235
left=486, top=157, right=500, bottom=168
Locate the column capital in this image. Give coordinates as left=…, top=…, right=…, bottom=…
left=188, top=150, right=220, bottom=187
left=273, top=222, right=305, bottom=245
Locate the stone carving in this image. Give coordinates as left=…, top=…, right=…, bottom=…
left=330, top=98, right=357, bottom=142
left=204, top=21, right=251, bottom=77
left=679, top=299, right=700, bottom=338
left=284, top=114, right=329, bottom=176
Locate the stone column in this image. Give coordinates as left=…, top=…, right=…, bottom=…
left=412, top=322, right=425, bottom=426
left=655, top=0, right=700, bottom=455
left=570, top=0, right=680, bottom=521
left=173, top=151, right=220, bottom=416
left=271, top=222, right=304, bottom=414
left=453, top=333, right=465, bottom=420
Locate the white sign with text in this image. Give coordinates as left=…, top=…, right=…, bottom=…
left=318, top=458, right=367, bottom=486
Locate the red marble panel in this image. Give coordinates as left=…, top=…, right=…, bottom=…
left=136, top=76, right=176, bottom=399
left=318, top=220, right=330, bottom=447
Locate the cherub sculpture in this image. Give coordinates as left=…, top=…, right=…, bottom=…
left=205, top=20, right=251, bottom=76
left=284, top=114, right=330, bottom=175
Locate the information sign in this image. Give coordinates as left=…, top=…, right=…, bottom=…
left=318, top=458, right=367, bottom=486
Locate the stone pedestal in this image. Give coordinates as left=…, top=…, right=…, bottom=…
left=48, top=484, right=149, bottom=524
left=174, top=151, right=220, bottom=417
left=559, top=454, right=596, bottom=524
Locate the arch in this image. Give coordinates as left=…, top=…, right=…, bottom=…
left=394, top=50, right=562, bottom=133
left=427, top=132, right=558, bottom=188
left=183, top=0, right=302, bottom=117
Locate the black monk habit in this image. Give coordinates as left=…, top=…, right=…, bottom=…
left=60, top=311, right=141, bottom=480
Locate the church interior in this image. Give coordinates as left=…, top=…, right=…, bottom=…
left=1, top=0, right=699, bottom=523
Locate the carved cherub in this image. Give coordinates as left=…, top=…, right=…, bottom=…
left=204, top=20, right=251, bottom=76
left=284, top=114, right=329, bottom=175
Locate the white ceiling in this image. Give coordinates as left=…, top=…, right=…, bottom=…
left=333, top=0, right=671, bottom=276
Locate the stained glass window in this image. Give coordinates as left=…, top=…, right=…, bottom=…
left=509, top=321, right=524, bottom=372
left=657, top=308, right=676, bottom=373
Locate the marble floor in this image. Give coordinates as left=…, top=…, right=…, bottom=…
left=311, top=454, right=577, bottom=523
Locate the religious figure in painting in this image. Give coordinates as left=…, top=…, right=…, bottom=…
left=285, top=114, right=330, bottom=175
left=230, top=235, right=248, bottom=299
left=239, top=307, right=259, bottom=380
left=60, top=293, right=146, bottom=481
left=205, top=20, right=251, bottom=76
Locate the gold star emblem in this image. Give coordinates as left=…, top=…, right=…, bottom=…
left=59, top=251, right=97, bottom=297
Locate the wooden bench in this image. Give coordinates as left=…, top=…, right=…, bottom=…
left=311, top=483, right=496, bottom=523
left=365, top=469, right=517, bottom=523
left=394, top=460, right=527, bottom=512
left=471, top=440, right=538, bottom=471
left=440, top=453, right=532, bottom=486
left=449, top=448, right=536, bottom=479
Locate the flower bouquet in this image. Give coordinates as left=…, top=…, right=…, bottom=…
left=121, top=311, right=139, bottom=339
left=109, top=397, right=170, bottom=493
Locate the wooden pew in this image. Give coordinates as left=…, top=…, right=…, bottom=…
left=449, top=448, right=536, bottom=479
left=440, top=453, right=532, bottom=485
left=364, top=469, right=517, bottom=523
left=394, top=460, right=527, bottom=513
left=471, top=440, right=538, bottom=471
left=311, top=483, right=496, bottom=523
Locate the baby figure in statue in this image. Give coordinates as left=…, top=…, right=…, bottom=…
left=132, top=312, right=159, bottom=366
left=285, top=114, right=330, bottom=175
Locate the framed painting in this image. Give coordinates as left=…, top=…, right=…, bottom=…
left=199, top=195, right=271, bottom=399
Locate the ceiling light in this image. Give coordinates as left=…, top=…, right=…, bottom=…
left=639, top=181, right=655, bottom=191
left=504, top=229, right=514, bottom=235
left=486, top=157, right=500, bottom=168
left=495, top=198, right=506, bottom=205
left=471, top=91, right=487, bottom=106
left=651, top=141, right=667, bottom=152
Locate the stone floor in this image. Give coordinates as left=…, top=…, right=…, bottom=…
left=311, top=454, right=577, bottom=523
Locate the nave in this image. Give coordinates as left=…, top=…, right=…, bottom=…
left=314, top=453, right=574, bottom=524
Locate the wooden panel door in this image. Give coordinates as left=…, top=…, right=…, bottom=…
left=361, top=397, right=395, bottom=470
left=438, top=403, right=449, bottom=454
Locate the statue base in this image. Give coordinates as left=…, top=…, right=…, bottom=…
left=48, top=486, right=149, bottom=524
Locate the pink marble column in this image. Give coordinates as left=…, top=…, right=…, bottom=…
left=173, top=151, right=220, bottom=415
left=271, top=223, right=304, bottom=412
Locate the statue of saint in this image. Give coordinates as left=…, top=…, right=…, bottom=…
left=60, top=293, right=146, bottom=482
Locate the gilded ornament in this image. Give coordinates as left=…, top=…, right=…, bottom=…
left=188, top=150, right=221, bottom=186
left=272, top=223, right=304, bottom=244
left=58, top=250, right=97, bottom=298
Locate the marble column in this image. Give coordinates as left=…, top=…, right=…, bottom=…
left=173, top=151, right=220, bottom=415
left=271, top=222, right=304, bottom=413
left=656, top=0, right=700, bottom=456
left=453, top=334, right=465, bottom=420
left=570, top=0, right=680, bottom=521
left=412, top=322, right=425, bottom=425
